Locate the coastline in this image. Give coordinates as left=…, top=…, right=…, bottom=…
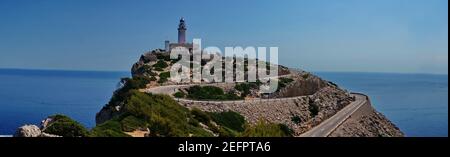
left=0, top=69, right=447, bottom=136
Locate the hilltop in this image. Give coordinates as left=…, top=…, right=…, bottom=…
left=15, top=49, right=404, bottom=137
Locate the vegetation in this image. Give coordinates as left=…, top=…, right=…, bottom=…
left=122, top=91, right=214, bottom=137
left=43, top=114, right=89, bottom=137
left=309, top=100, right=320, bottom=117
left=153, top=60, right=169, bottom=69
left=173, top=91, right=186, bottom=98
left=190, top=109, right=245, bottom=137
left=90, top=119, right=131, bottom=137
left=158, top=72, right=170, bottom=83
left=328, top=81, right=338, bottom=87
left=241, top=120, right=292, bottom=137
left=136, top=65, right=153, bottom=75
left=156, top=53, right=171, bottom=61
left=209, top=111, right=246, bottom=132
left=186, top=86, right=242, bottom=100
left=154, top=67, right=164, bottom=71
left=234, top=81, right=261, bottom=97
left=120, top=115, right=147, bottom=132
left=90, top=90, right=217, bottom=137
left=109, top=76, right=152, bottom=106
left=42, top=59, right=297, bottom=137
left=278, top=77, right=294, bottom=89
left=291, top=115, right=302, bottom=124
left=41, top=95, right=293, bottom=137
left=302, top=73, right=310, bottom=79
left=191, top=108, right=212, bottom=124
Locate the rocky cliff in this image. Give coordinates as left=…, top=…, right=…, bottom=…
left=329, top=100, right=404, bottom=137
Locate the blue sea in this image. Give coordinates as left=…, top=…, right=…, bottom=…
left=0, top=69, right=447, bottom=137
left=0, top=69, right=129, bottom=135
left=316, top=72, right=448, bottom=137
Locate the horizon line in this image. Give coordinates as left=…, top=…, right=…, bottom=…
left=0, top=67, right=448, bottom=76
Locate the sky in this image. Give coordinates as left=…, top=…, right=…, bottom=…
left=0, top=0, right=448, bottom=74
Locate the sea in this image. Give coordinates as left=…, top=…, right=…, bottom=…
left=0, top=69, right=447, bottom=137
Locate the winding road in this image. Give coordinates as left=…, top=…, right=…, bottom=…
left=143, top=74, right=370, bottom=138
left=300, top=93, right=368, bottom=137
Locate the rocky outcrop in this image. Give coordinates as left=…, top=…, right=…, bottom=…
left=329, top=102, right=404, bottom=137
left=131, top=51, right=159, bottom=77
left=14, top=125, right=61, bottom=137
left=96, top=104, right=124, bottom=125
left=14, top=125, right=41, bottom=137
left=272, top=71, right=331, bottom=98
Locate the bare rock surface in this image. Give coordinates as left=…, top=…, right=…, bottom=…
left=329, top=102, right=404, bottom=137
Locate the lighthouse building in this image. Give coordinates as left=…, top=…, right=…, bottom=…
left=165, top=18, right=193, bottom=53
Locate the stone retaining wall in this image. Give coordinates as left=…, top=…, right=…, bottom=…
left=178, top=86, right=352, bottom=136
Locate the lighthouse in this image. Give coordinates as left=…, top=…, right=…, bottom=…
left=164, top=18, right=193, bottom=53
left=178, top=18, right=187, bottom=44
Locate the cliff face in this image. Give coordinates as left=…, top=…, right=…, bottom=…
left=329, top=101, right=404, bottom=137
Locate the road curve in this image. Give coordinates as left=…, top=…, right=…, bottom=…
left=299, top=93, right=368, bottom=137
left=142, top=72, right=369, bottom=138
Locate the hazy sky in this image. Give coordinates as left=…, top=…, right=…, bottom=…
left=0, top=0, right=448, bottom=74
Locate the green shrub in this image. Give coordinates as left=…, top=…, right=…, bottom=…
left=235, top=82, right=260, bottom=97
left=156, top=53, right=171, bottom=61
left=43, top=114, right=89, bottom=137
left=187, top=86, right=242, bottom=100
left=216, top=126, right=239, bottom=137
left=157, top=72, right=170, bottom=84
left=154, top=67, right=164, bottom=71
left=120, top=115, right=147, bottom=132
left=291, top=115, right=302, bottom=124
left=159, top=72, right=170, bottom=79
left=109, top=76, right=152, bottom=105
left=241, top=120, right=292, bottom=137
left=278, top=124, right=294, bottom=136
left=191, top=108, right=211, bottom=124
left=278, top=77, right=294, bottom=89
left=309, top=100, right=320, bottom=117
left=302, top=73, right=310, bottom=79
left=174, top=91, right=186, bottom=98
left=121, top=91, right=213, bottom=137
left=90, top=120, right=131, bottom=137
left=188, top=118, right=200, bottom=127
left=158, top=78, right=168, bottom=84
left=153, top=60, right=169, bottom=69
left=209, top=111, right=246, bottom=132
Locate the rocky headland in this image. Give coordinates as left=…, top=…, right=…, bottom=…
left=16, top=49, right=404, bottom=137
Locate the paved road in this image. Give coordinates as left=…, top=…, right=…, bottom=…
left=144, top=74, right=294, bottom=95
left=299, top=93, right=368, bottom=137
left=144, top=84, right=192, bottom=95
